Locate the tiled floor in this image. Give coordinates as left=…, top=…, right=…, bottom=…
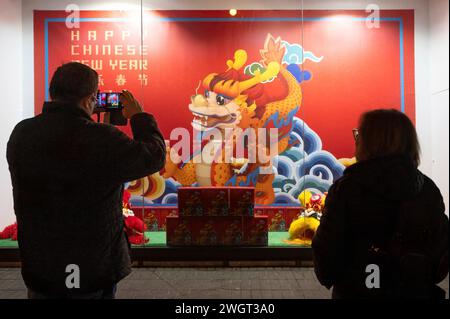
left=0, top=267, right=447, bottom=299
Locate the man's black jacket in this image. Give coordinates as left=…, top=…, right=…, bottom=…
left=6, top=101, right=166, bottom=296
left=312, top=155, right=448, bottom=298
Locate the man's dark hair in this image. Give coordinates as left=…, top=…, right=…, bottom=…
left=356, top=109, right=421, bottom=167
left=49, top=62, right=99, bottom=103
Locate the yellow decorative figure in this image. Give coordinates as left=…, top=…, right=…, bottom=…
left=283, top=190, right=326, bottom=245
left=285, top=216, right=320, bottom=245
left=298, top=190, right=313, bottom=208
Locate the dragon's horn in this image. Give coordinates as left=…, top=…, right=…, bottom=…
left=248, top=102, right=257, bottom=113
left=239, top=62, right=280, bottom=93
left=234, top=94, right=248, bottom=105
left=226, top=49, right=248, bottom=71
left=202, top=73, right=218, bottom=89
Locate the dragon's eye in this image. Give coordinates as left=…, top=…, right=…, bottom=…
left=205, top=90, right=210, bottom=98
left=216, top=95, right=230, bottom=106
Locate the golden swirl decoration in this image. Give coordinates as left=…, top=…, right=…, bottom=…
left=127, top=172, right=166, bottom=201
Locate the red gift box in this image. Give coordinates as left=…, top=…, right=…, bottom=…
left=178, top=187, right=256, bottom=217
left=178, top=187, right=203, bottom=216
left=133, top=207, right=178, bottom=231
left=267, top=207, right=287, bottom=231
left=254, top=207, right=265, bottom=215
left=229, top=187, right=255, bottom=216
left=201, top=187, right=229, bottom=216
left=167, top=216, right=248, bottom=246
left=222, top=217, right=245, bottom=246
left=244, top=216, right=268, bottom=246
left=146, top=209, right=160, bottom=231
left=160, top=207, right=178, bottom=231
left=195, top=218, right=221, bottom=246
left=254, top=206, right=302, bottom=231
left=284, top=207, right=302, bottom=231
left=166, top=216, right=193, bottom=246
left=131, top=207, right=143, bottom=220
left=255, top=207, right=285, bottom=231
left=133, top=207, right=159, bottom=232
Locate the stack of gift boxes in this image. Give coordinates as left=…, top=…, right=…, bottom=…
left=254, top=207, right=302, bottom=232
left=133, top=206, right=302, bottom=232
left=133, top=206, right=178, bottom=231
left=133, top=205, right=301, bottom=234
left=166, top=187, right=268, bottom=247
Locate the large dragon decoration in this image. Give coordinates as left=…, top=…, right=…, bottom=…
left=163, top=34, right=302, bottom=205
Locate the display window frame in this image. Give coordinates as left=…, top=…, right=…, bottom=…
left=0, top=2, right=416, bottom=264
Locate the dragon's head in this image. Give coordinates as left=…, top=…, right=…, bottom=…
left=189, top=90, right=241, bottom=131
left=190, top=49, right=280, bottom=131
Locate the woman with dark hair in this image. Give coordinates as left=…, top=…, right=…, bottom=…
left=312, top=109, right=448, bottom=299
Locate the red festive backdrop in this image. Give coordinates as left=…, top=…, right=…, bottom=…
left=34, top=10, right=415, bottom=160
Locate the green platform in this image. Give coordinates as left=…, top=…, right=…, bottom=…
left=0, top=231, right=309, bottom=248
left=136, top=231, right=300, bottom=247
left=0, top=239, right=17, bottom=248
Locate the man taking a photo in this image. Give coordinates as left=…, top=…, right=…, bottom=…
left=7, top=62, right=166, bottom=299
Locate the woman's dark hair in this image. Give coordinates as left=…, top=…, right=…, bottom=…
left=49, top=62, right=98, bottom=103
left=356, top=109, right=421, bottom=167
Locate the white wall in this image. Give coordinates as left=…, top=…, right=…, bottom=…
left=429, top=0, right=449, bottom=214
left=0, top=0, right=23, bottom=228
left=0, top=0, right=446, bottom=227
